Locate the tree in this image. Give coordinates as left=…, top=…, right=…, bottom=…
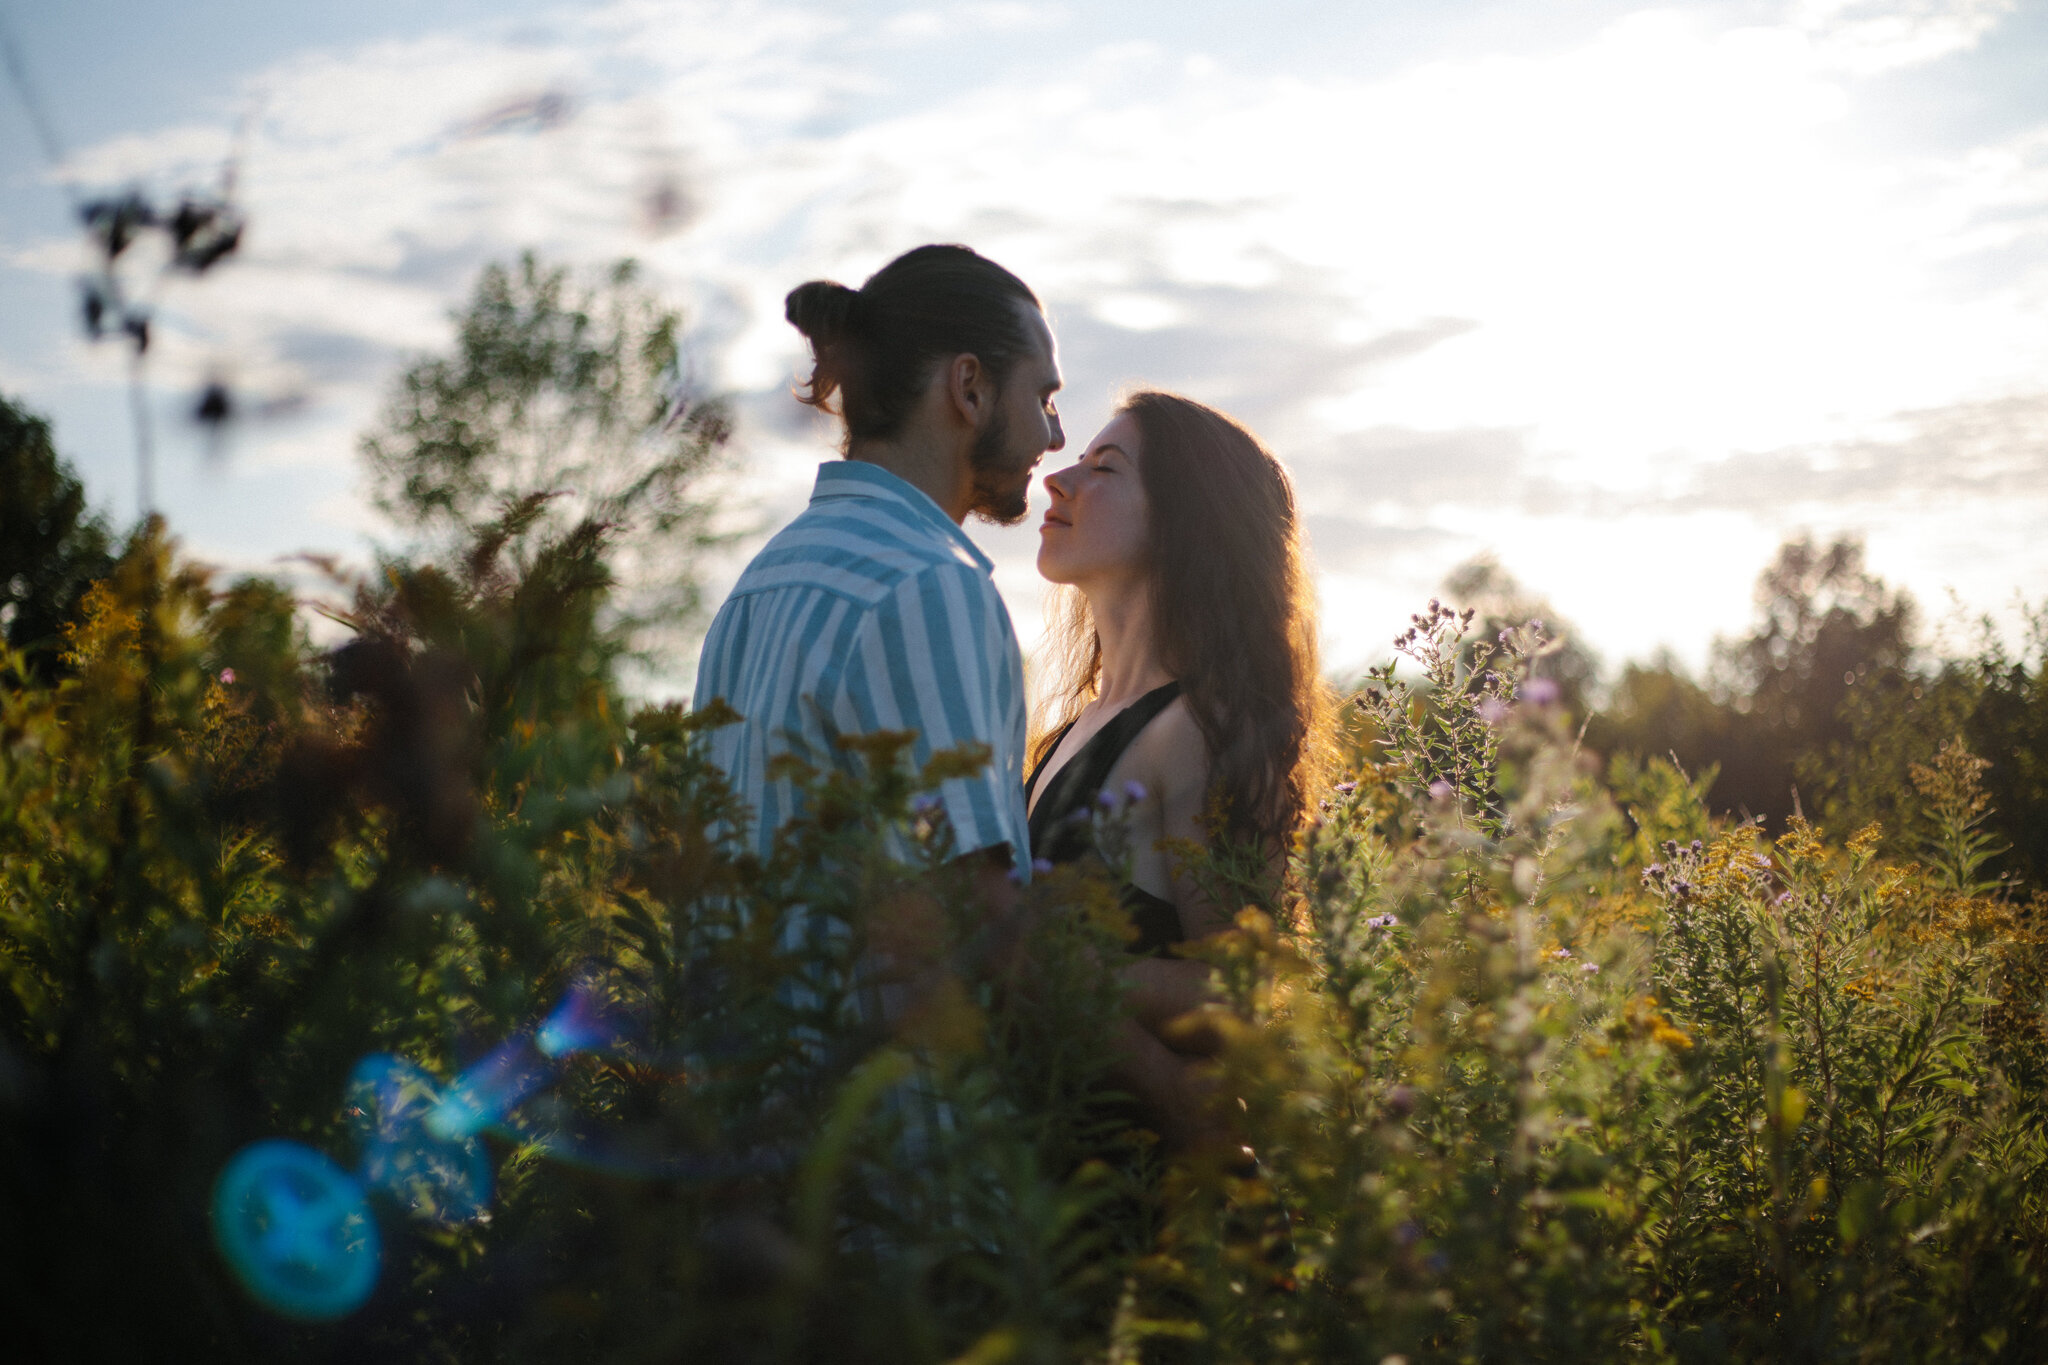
left=0, top=395, right=114, bottom=678
left=1810, top=607, right=2048, bottom=889
left=362, top=253, right=732, bottom=673
left=1441, top=554, right=1602, bottom=721
left=1708, top=535, right=1915, bottom=824
left=1588, top=536, right=1916, bottom=830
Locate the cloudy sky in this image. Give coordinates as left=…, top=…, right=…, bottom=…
left=3, top=0, right=2045, bottom=688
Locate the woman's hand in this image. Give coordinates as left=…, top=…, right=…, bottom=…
left=1120, top=956, right=1230, bottom=1056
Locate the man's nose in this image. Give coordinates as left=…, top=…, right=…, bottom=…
left=1046, top=412, right=1066, bottom=453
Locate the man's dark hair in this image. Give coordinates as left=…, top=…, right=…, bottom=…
left=785, top=244, right=1040, bottom=442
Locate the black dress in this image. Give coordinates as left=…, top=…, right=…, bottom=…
left=1025, top=681, right=1185, bottom=956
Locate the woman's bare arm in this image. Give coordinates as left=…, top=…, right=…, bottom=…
left=1109, top=702, right=1254, bottom=1055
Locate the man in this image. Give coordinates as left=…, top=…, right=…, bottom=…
left=693, top=243, right=1056, bottom=880
left=692, top=244, right=1208, bottom=1148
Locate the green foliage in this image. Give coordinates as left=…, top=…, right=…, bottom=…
left=3, top=500, right=2045, bottom=1360
left=361, top=252, right=734, bottom=669
left=1908, top=739, right=2008, bottom=897
left=1150, top=608, right=2048, bottom=1363
left=1809, top=613, right=2048, bottom=890
left=1356, top=597, right=1545, bottom=841
left=0, top=393, right=115, bottom=676
left=1606, top=751, right=1718, bottom=871
left=0, top=506, right=1139, bottom=1361
left=1588, top=536, right=2048, bottom=899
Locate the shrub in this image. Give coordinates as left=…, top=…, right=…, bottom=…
left=3, top=518, right=2044, bottom=1363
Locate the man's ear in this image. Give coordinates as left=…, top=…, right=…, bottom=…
left=944, top=352, right=988, bottom=429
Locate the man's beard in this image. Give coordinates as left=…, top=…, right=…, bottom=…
left=966, top=409, right=1032, bottom=526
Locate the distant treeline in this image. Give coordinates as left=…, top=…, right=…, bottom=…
left=1433, top=541, right=2045, bottom=894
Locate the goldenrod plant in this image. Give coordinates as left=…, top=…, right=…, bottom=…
left=3, top=405, right=2045, bottom=1362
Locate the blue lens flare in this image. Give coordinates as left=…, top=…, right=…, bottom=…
left=429, top=1037, right=552, bottom=1140
left=211, top=1140, right=381, bottom=1321
left=220, top=985, right=654, bottom=1318
left=346, top=1053, right=492, bottom=1223
left=536, top=980, right=619, bottom=1057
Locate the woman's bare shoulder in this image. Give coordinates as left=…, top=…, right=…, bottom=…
left=1124, top=696, right=1210, bottom=808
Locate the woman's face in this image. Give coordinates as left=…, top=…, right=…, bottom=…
left=1036, top=411, right=1150, bottom=588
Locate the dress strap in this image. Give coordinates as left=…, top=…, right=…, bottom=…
left=1026, top=681, right=1182, bottom=826
left=1024, top=720, right=1076, bottom=802
left=1026, top=680, right=1189, bottom=956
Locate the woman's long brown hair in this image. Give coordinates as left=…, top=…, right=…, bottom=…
left=1031, top=389, right=1332, bottom=852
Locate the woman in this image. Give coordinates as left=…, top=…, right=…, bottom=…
left=1028, top=389, right=1330, bottom=1053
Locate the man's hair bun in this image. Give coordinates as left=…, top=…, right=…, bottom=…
left=784, top=280, right=861, bottom=347
left=785, top=245, right=1039, bottom=442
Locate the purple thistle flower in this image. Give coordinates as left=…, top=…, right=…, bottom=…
left=218, top=667, right=237, bottom=685
left=1335, top=781, right=1358, bottom=795
left=1031, top=857, right=1053, bottom=876
left=1520, top=678, right=1560, bottom=705
left=1096, top=788, right=1117, bottom=810
left=1123, top=779, right=1147, bottom=803
left=1580, top=960, right=1600, bottom=974
left=1428, top=779, right=1454, bottom=801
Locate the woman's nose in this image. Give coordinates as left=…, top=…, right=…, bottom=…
left=1044, top=467, right=1073, bottom=499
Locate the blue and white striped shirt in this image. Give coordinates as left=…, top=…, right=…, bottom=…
left=692, top=459, right=1031, bottom=872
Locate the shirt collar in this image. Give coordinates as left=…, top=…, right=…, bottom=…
left=810, top=459, right=995, bottom=574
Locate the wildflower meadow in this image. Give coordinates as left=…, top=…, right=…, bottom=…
left=4, top=469, right=2045, bottom=1361
left=3, top=244, right=2046, bottom=1363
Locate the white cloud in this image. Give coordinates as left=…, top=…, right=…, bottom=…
left=7, top=0, right=2048, bottom=683
left=1793, top=0, right=2014, bottom=75
left=1090, top=292, right=1188, bottom=331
